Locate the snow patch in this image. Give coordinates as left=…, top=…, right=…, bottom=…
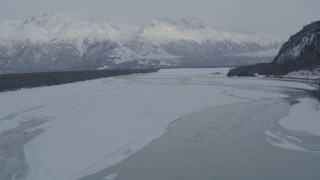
left=265, top=131, right=309, bottom=152
left=279, top=98, right=320, bottom=136
left=266, top=98, right=320, bottom=153
left=284, top=69, right=320, bottom=80
left=102, top=173, right=118, bottom=180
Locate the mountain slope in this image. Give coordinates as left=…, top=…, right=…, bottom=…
left=228, top=20, right=320, bottom=77
left=273, top=21, right=320, bottom=66
left=0, top=14, right=282, bottom=73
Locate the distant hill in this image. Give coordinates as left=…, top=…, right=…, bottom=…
left=228, top=20, right=320, bottom=77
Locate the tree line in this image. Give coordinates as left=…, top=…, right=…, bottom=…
left=0, top=69, right=159, bottom=92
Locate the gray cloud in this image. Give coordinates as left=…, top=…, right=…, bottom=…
left=1, top=0, right=320, bottom=40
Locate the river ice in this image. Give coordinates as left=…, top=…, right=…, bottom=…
left=265, top=97, right=320, bottom=153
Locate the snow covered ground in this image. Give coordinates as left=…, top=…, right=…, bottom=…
left=0, top=68, right=317, bottom=180
left=281, top=68, right=320, bottom=81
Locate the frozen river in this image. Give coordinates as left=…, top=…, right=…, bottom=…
left=82, top=94, right=320, bottom=180
left=0, top=68, right=319, bottom=180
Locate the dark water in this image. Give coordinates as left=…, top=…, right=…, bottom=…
left=82, top=95, right=320, bottom=180
left=0, top=119, right=45, bottom=180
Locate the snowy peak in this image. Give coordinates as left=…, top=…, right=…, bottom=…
left=152, top=17, right=206, bottom=29
left=179, top=17, right=206, bottom=29
left=0, top=14, right=281, bottom=47
left=144, top=17, right=206, bottom=29
left=138, top=17, right=281, bottom=47
left=138, top=18, right=203, bottom=43
left=19, top=13, right=72, bottom=28
left=2, top=13, right=139, bottom=43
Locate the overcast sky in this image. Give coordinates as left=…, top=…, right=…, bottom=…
left=1, top=0, right=319, bottom=40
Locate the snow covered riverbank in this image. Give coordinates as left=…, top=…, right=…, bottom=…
left=0, top=68, right=317, bottom=180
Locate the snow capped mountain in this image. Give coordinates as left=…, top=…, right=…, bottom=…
left=0, top=14, right=282, bottom=73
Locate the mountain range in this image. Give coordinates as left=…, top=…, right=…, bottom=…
left=0, top=13, right=282, bottom=73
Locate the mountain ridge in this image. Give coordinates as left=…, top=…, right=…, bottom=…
left=0, top=13, right=282, bottom=73
left=273, top=20, right=320, bottom=64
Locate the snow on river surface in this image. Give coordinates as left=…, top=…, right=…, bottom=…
left=265, top=97, right=320, bottom=152
left=280, top=98, right=320, bottom=136
left=0, top=68, right=317, bottom=180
